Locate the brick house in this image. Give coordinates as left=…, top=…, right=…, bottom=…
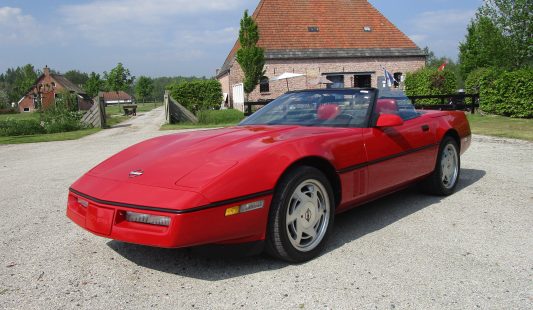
left=216, top=0, right=426, bottom=110
left=18, top=66, right=93, bottom=112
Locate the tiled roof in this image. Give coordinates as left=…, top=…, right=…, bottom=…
left=51, top=74, right=86, bottom=94
left=217, top=0, right=424, bottom=77
left=100, top=91, right=133, bottom=101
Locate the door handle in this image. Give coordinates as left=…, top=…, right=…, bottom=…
left=421, top=125, right=430, bottom=132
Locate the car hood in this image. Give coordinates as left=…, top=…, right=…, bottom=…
left=86, top=125, right=336, bottom=190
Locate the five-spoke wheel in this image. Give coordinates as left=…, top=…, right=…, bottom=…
left=286, top=180, right=331, bottom=252
left=266, top=166, right=334, bottom=262
left=424, top=136, right=461, bottom=195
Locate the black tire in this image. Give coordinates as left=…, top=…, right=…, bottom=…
left=423, top=136, right=461, bottom=196
left=265, top=166, right=335, bottom=263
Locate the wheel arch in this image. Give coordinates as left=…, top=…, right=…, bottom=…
left=442, top=129, right=461, bottom=152
left=277, top=156, right=341, bottom=208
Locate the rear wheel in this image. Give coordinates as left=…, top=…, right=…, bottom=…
left=265, top=166, right=334, bottom=263
left=423, top=136, right=460, bottom=195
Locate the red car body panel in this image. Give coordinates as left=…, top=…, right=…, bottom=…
left=67, top=107, right=471, bottom=248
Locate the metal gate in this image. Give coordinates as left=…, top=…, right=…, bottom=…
left=232, top=83, right=245, bottom=112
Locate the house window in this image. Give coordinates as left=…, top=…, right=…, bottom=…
left=23, top=107, right=30, bottom=112
left=326, top=75, right=344, bottom=89
left=393, top=72, right=403, bottom=88
left=260, top=76, right=270, bottom=93
left=354, top=74, right=372, bottom=88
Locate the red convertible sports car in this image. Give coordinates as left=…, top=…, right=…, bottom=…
left=67, top=88, right=471, bottom=262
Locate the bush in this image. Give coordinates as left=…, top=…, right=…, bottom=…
left=405, top=67, right=458, bottom=104
left=0, top=119, right=45, bottom=136
left=464, top=67, right=500, bottom=94
left=41, top=92, right=85, bottom=133
left=168, top=80, right=222, bottom=114
left=469, top=68, right=533, bottom=118
left=197, top=109, right=244, bottom=124
left=0, top=108, right=16, bottom=114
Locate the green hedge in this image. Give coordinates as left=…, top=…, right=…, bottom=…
left=466, top=67, right=532, bottom=118
left=0, top=119, right=45, bottom=136
left=405, top=68, right=458, bottom=104
left=168, top=80, right=222, bottom=114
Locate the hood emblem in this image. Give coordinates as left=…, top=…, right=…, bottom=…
left=129, top=169, right=144, bottom=178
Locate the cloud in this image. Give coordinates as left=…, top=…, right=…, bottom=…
left=57, top=0, right=244, bottom=48
left=177, top=27, right=238, bottom=45
left=0, top=7, right=40, bottom=44
left=407, top=9, right=476, bottom=58
left=60, top=0, right=244, bottom=25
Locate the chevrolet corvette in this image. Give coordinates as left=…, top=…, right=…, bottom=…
left=67, top=88, right=471, bottom=262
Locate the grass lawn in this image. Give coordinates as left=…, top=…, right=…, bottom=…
left=161, top=109, right=244, bottom=130
left=467, top=114, right=533, bottom=141
left=0, top=128, right=100, bottom=144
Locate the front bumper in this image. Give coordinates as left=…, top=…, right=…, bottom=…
left=67, top=190, right=272, bottom=248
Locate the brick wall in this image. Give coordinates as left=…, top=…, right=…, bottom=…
left=222, top=56, right=425, bottom=105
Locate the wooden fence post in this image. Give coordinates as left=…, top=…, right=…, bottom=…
left=164, top=90, right=170, bottom=124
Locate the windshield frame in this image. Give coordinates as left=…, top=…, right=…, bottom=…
left=239, top=88, right=378, bottom=128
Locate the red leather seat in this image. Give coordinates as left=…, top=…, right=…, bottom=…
left=317, top=104, right=340, bottom=120
left=375, top=99, right=398, bottom=114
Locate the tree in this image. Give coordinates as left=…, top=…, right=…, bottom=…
left=423, top=47, right=463, bottom=88
left=479, top=0, right=532, bottom=68
left=63, top=70, right=89, bottom=86
left=459, top=16, right=511, bottom=77
left=235, top=10, right=265, bottom=98
left=135, top=76, right=154, bottom=103
left=84, top=72, right=104, bottom=98
left=459, top=0, right=532, bottom=77
left=103, top=63, right=134, bottom=92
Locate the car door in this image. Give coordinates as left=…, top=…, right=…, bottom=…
left=363, top=101, right=437, bottom=195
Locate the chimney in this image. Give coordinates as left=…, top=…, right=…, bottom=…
left=43, top=65, right=50, bottom=76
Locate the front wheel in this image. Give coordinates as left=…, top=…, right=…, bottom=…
left=423, top=136, right=460, bottom=195
left=265, top=166, right=334, bottom=263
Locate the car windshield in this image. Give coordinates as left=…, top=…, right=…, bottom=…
left=377, top=88, right=419, bottom=120
left=239, top=89, right=376, bottom=128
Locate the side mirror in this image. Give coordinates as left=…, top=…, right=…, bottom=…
left=376, top=114, right=404, bottom=127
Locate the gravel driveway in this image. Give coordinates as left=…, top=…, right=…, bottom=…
left=1, top=108, right=532, bottom=309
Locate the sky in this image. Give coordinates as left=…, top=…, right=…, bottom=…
left=0, top=0, right=482, bottom=78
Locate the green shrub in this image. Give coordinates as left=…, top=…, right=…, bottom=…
left=464, top=67, right=501, bottom=94
left=0, top=108, right=16, bottom=114
left=0, top=119, right=45, bottom=136
left=470, top=68, right=533, bottom=118
left=168, top=80, right=222, bottom=114
left=41, top=92, right=85, bottom=133
left=405, top=67, right=458, bottom=104
left=197, top=109, right=244, bottom=124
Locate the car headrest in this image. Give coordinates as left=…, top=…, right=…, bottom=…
left=317, top=104, right=340, bottom=120
left=375, top=99, right=398, bottom=114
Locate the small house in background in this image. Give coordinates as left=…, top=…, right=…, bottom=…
left=99, top=91, right=134, bottom=106
left=216, top=0, right=427, bottom=110
left=18, top=66, right=93, bottom=112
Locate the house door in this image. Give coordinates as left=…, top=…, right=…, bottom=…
left=232, top=83, right=245, bottom=112
left=354, top=74, right=372, bottom=88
